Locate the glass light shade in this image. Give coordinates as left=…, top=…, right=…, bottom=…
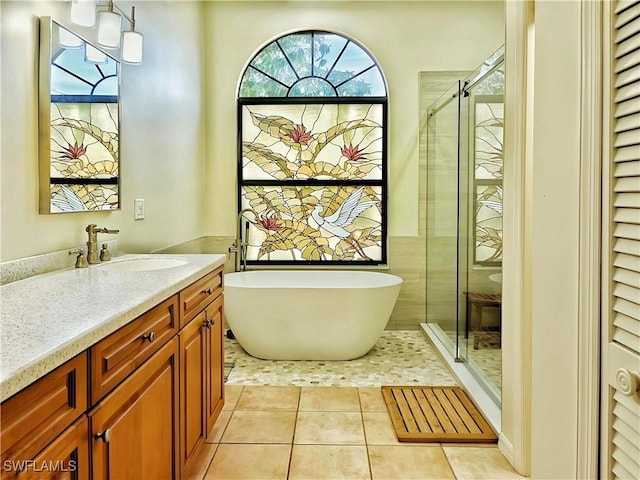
left=58, top=29, right=83, bottom=49
left=97, top=11, right=122, bottom=49
left=85, top=43, right=108, bottom=64
left=121, top=31, right=143, bottom=64
left=69, top=0, right=97, bottom=27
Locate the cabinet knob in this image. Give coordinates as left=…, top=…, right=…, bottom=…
left=616, top=368, right=640, bottom=396
left=203, top=320, right=211, bottom=329
left=95, top=428, right=112, bottom=443
left=202, top=288, right=213, bottom=295
left=142, top=332, right=155, bottom=343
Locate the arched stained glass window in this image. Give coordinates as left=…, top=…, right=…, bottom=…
left=239, top=30, right=386, bottom=98
left=237, top=30, right=388, bottom=265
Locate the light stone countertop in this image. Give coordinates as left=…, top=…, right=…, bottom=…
left=0, top=253, right=226, bottom=402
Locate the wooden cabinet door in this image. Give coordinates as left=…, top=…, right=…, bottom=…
left=90, top=338, right=179, bottom=480
left=1, top=354, right=87, bottom=475
left=205, top=295, right=225, bottom=434
left=11, top=416, right=90, bottom=480
left=179, top=310, right=207, bottom=473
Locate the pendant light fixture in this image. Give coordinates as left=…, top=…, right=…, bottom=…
left=97, top=1, right=122, bottom=49
left=58, top=27, right=84, bottom=49
left=69, top=0, right=97, bottom=28
left=121, top=6, right=143, bottom=64
left=84, top=43, right=108, bottom=64
left=65, top=0, right=144, bottom=64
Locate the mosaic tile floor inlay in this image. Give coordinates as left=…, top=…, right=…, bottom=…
left=225, top=330, right=457, bottom=387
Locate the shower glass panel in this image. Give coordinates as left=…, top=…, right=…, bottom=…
left=463, top=64, right=504, bottom=399
left=425, top=46, right=504, bottom=405
left=426, top=80, right=465, bottom=359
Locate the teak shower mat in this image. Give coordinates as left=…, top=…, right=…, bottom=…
left=381, top=386, right=497, bottom=443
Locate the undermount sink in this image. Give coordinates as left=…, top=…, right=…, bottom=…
left=98, top=257, right=188, bottom=272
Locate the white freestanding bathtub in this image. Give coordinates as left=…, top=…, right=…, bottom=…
left=224, top=270, right=403, bottom=360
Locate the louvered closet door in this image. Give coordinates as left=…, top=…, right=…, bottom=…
left=605, top=1, right=640, bottom=479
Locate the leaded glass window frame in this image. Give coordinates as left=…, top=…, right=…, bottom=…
left=237, top=30, right=388, bottom=266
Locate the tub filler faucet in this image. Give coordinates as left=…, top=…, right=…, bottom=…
left=86, top=224, right=119, bottom=264
left=229, top=209, right=259, bottom=272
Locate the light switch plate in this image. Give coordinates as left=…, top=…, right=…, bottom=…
left=134, top=198, right=144, bottom=220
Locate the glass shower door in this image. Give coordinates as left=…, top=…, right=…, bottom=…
left=460, top=62, right=504, bottom=400
left=425, top=80, right=468, bottom=360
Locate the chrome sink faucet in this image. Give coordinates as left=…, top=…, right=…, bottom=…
left=86, top=224, right=119, bottom=264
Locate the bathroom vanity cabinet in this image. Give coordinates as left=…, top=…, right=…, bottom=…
left=0, top=266, right=225, bottom=479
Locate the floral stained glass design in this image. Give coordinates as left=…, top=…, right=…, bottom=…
left=242, top=103, right=383, bottom=181
left=238, top=30, right=387, bottom=265
left=474, top=98, right=503, bottom=265
left=49, top=102, right=119, bottom=211
left=240, top=102, right=385, bottom=263
left=242, top=185, right=382, bottom=262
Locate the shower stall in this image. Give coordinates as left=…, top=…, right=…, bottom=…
left=423, top=46, right=504, bottom=409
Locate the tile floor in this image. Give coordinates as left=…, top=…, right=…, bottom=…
left=186, top=386, right=526, bottom=479
left=186, top=331, right=524, bottom=479
left=225, top=331, right=458, bottom=387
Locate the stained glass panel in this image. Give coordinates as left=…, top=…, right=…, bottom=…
left=51, top=44, right=118, bottom=96
left=327, top=42, right=374, bottom=83
left=336, top=67, right=385, bottom=97
left=278, top=34, right=313, bottom=78
left=250, top=43, right=297, bottom=86
left=313, top=33, right=348, bottom=77
left=51, top=184, right=118, bottom=212
left=289, top=78, right=335, bottom=97
left=474, top=100, right=503, bottom=180
left=475, top=184, right=502, bottom=263
left=241, top=103, right=383, bottom=181
left=241, top=185, right=383, bottom=263
left=239, top=67, right=289, bottom=97
left=473, top=96, right=503, bottom=265
left=49, top=101, right=118, bottom=211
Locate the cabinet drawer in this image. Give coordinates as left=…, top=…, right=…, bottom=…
left=0, top=353, right=87, bottom=472
left=90, top=295, right=179, bottom=404
left=180, top=268, right=223, bottom=328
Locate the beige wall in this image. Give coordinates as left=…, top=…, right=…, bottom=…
left=0, top=1, right=206, bottom=261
